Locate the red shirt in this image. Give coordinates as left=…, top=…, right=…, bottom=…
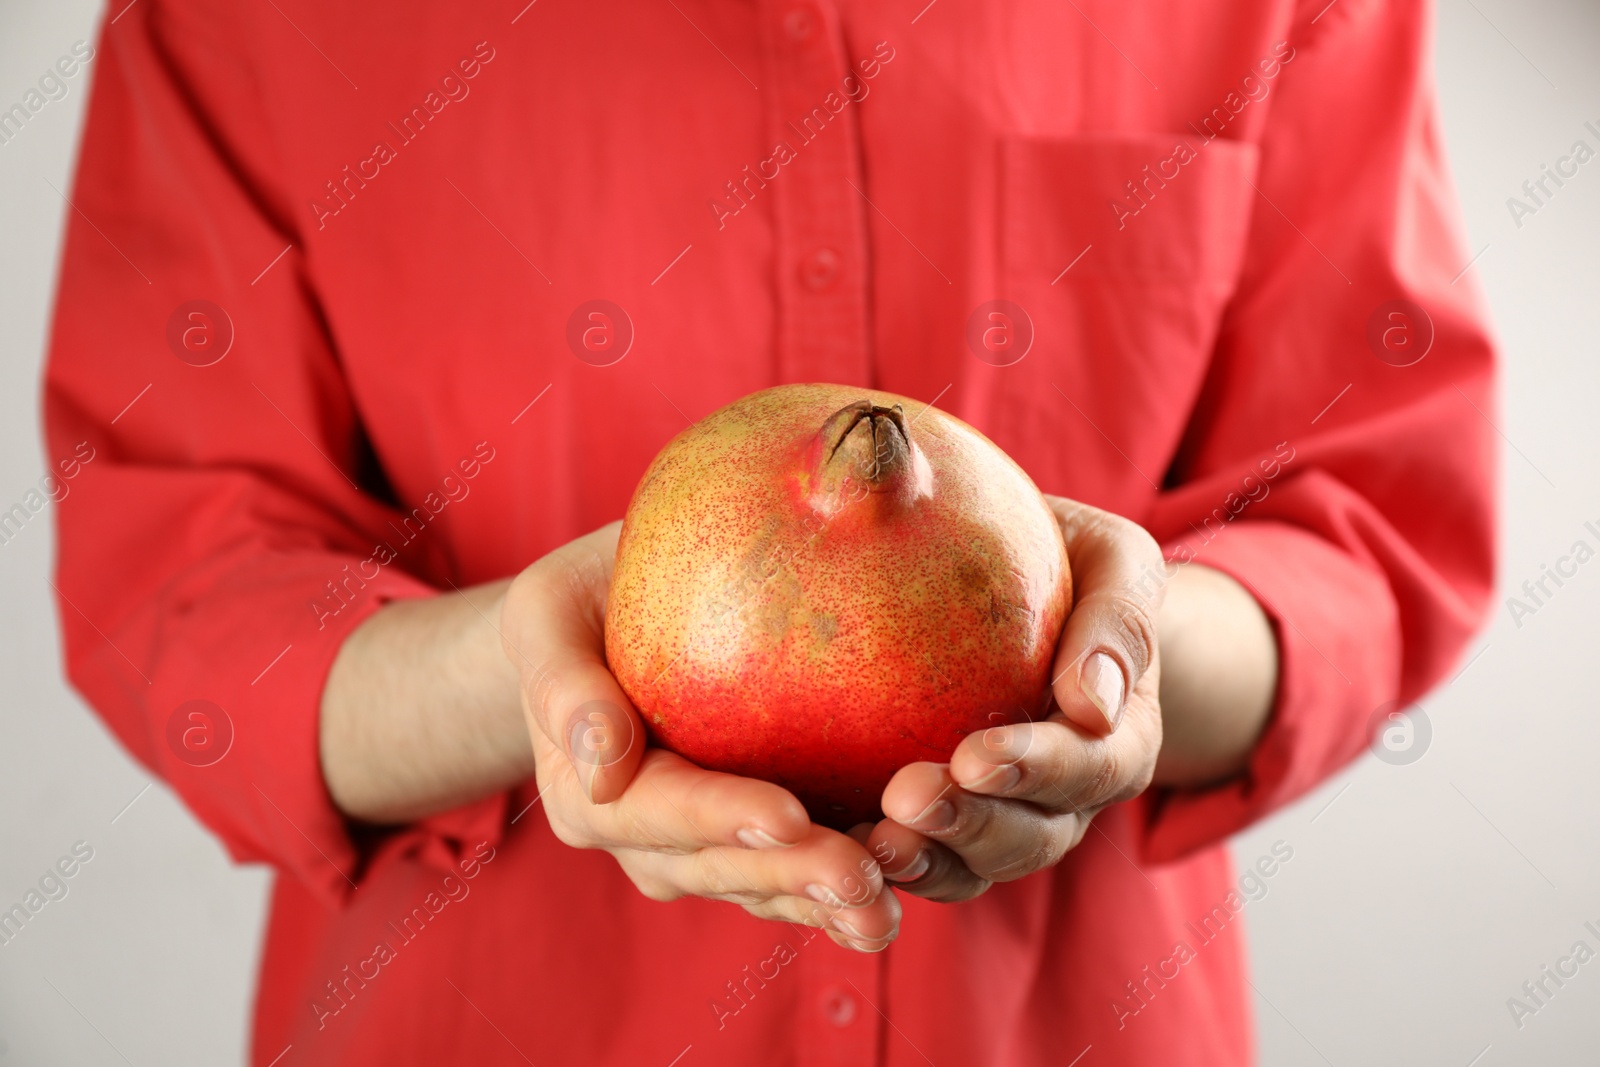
left=46, top=0, right=1495, bottom=1064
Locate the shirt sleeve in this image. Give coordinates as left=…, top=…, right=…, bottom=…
left=44, top=4, right=506, bottom=908
left=1137, top=0, right=1497, bottom=861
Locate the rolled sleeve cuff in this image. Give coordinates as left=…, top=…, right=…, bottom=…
left=1140, top=521, right=1401, bottom=864
left=153, top=554, right=508, bottom=911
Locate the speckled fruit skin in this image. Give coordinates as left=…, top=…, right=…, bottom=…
left=604, top=383, right=1070, bottom=829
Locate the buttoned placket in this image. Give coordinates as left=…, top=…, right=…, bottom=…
left=757, top=0, right=876, bottom=389
left=776, top=918, right=885, bottom=1067
left=749, top=2, right=887, bottom=1062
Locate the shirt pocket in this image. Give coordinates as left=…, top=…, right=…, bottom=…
left=999, top=132, right=1259, bottom=290
left=982, top=133, right=1259, bottom=509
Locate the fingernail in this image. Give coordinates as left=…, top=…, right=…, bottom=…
left=831, top=916, right=895, bottom=952
left=885, top=850, right=930, bottom=883
left=958, top=762, right=1020, bottom=794
left=805, top=883, right=847, bottom=910
left=736, top=827, right=792, bottom=850
left=909, top=798, right=955, bottom=831
left=567, top=717, right=601, bottom=802
left=1080, top=652, right=1126, bottom=731
left=568, top=700, right=633, bottom=804
left=830, top=914, right=866, bottom=939
left=831, top=915, right=893, bottom=946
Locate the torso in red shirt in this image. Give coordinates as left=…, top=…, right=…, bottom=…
left=45, top=0, right=1495, bottom=1063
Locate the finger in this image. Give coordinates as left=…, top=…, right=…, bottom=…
left=617, top=825, right=893, bottom=926
left=822, top=882, right=902, bottom=952
left=862, top=818, right=991, bottom=903
left=948, top=706, right=1161, bottom=815
left=681, top=812, right=886, bottom=911
left=881, top=762, right=1078, bottom=886
left=543, top=746, right=811, bottom=855
left=501, top=522, right=645, bottom=804
left=857, top=821, right=943, bottom=888
left=1044, top=499, right=1167, bottom=737
left=743, top=887, right=905, bottom=952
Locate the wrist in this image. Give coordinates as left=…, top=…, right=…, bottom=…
left=1151, top=562, right=1278, bottom=789
left=322, top=578, right=533, bottom=824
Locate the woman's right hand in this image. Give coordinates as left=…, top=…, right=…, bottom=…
left=499, top=521, right=902, bottom=952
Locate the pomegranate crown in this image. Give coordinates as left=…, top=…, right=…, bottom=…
left=808, top=399, right=931, bottom=517
left=822, top=400, right=912, bottom=484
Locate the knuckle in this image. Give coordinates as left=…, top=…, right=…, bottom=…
left=1096, top=509, right=1164, bottom=563
left=690, top=861, right=731, bottom=899
left=546, top=808, right=598, bottom=851
left=523, top=542, right=606, bottom=621
left=900, top=838, right=994, bottom=901
left=528, top=541, right=579, bottom=586
left=559, top=541, right=611, bottom=601
left=630, top=871, right=683, bottom=903
left=1099, top=593, right=1158, bottom=680
left=613, top=798, right=674, bottom=853
left=502, top=564, right=542, bottom=616
left=1027, top=723, right=1077, bottom=789
left=689, top=850, right=752, bottom=902
left=674, top=773, right=724, bottom=829
left=980, top=839, right=1055, bottom=883
left=1068, top=745, right=1123, bottom=811
left=816, top=836, right=879, bottom=889
left=1117, top=751, right=1157, bottom=803
left=1070, top=739, right=1153, bottom=811
left=836, top=868, right=877, bottom=906
left=970, top=810, right=1069, bottom=884
left=938, top=795, right=991, bottom=846
left=514, top=552, right=569, bottom=612
left=523, top=655, right=565, bottom=724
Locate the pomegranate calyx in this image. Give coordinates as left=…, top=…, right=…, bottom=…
left=821, top=400, right=912, bottom=486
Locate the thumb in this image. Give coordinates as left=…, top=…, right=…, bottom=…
left=501, top=521, right=643, bottom=804
left=1046, top=501, right=1166, bottom=736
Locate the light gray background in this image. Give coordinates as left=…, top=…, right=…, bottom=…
left=1, top=1, right=1595, bottom=1063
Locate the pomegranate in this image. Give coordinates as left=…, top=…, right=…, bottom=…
left=604, top=383, right=1070, bottom=828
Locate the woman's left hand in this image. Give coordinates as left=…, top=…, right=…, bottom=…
left=860, top=496, right=1167, bottom=901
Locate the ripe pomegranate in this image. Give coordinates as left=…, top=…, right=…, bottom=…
left=605, top=383, right=1070, bottom=828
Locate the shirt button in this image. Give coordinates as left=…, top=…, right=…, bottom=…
left=783, top=7, right=815, bottom=42
left=821, top=988, right=857, bottom=1028
left=799, top=247, right=841, bottom=290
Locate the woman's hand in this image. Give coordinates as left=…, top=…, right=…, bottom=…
left=500, top=522, right=902, bottom=952
left=861, top=496, right=1279, bottom=902
left=860, top=497, right=1168, bottom=900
